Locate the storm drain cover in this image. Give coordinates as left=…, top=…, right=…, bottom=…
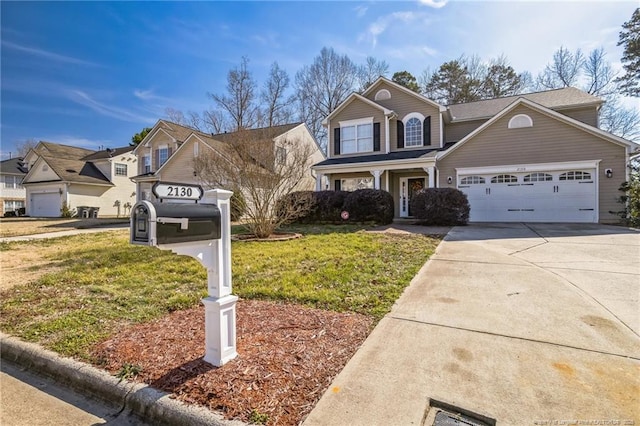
left=433, top=410, right=490, bottom=426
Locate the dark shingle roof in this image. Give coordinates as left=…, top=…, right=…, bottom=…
left=82, top=146, right=134, bottom=160
left=314, top=145, right=454, bottom=167
left=40, top=158, right=112, bottom=185
left=0, top=157, right=28, bottom=175
left=210, top=123, right=302, bottom=143
left=447, top=87, right=602, bottom=121
left=35, top=141, right=96, bottom=159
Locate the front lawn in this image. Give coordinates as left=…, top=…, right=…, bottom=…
left=0, top=226, right=440, bottom=361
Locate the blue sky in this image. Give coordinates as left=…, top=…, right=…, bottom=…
left=1, top=1, right=638, bottom=159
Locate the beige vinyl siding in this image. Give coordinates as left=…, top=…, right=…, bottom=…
left=559, top=107, right=598, bottom=127
left=329, top=101, right=385, bottom=157
left=364, top=83, right=441, bottom=151
left=437, top=104, right=627, bottom=222
left=444, top=120, right=487, bottom=143
left=160, top=140, right=199, bottom=185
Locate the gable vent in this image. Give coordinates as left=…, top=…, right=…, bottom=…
left=508, top=114, right=533, bottom=129
left=375, top=89, right=391, bottom=101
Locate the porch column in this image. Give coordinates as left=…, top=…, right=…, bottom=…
left=424, top=166, right=436, bottom=188
left=315, top=172, right=324, bottom=191
left=371, top=170, right=383, bottom=189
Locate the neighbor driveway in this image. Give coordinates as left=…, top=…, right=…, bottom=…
left=305, top=223, right=640, bottom=425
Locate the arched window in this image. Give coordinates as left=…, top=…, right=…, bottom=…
left=405, top=117, right=422, bottom=147
left=374, top=89, right=391, bottom=101
left=508, top=114, right=533, bottom=129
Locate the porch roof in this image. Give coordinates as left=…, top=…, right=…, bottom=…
left=313, top=144, right=455, bottom=168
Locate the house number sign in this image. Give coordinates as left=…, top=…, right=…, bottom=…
left=153, top=182, right=204, bottom=201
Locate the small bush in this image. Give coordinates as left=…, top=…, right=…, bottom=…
left=60, top=202, right=73, bottom=218
left=230, top=190, right=247, bottom=222
left=275, top=191, right=317, bottom=224
left=343, top=189, right=394, bottom=224
left=310, top=190, right=349, bottom=222
left=410, top=188, right=469, bottom=226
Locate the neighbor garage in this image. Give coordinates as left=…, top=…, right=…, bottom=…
left=29, top=192, right=61, bottom=217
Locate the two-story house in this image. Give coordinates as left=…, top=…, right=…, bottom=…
left=22, top=142, right=137, bottom=217
left=131, top=120, right=325, bottom=202
left=313, top=77, right=638, bottom=223
left=0, top=157, right=28, bottom=215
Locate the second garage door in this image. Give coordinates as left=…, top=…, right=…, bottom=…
left=458, top=167, right=597, bottom=223
left=30, top=192, right=62, bottom=217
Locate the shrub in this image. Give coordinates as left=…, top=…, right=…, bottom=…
left=60, top=201, right=73, bottom=218
left=230, top=190, right=247, bottom=222
left=410, top=188, right=470, bottom=226
left=610, top=163, right=640, bottom=227
left=311, top=190, right=349, bottom=222
left=343, top=189, right=394, bottom=224
left=275, top=191, right=316, bottom=224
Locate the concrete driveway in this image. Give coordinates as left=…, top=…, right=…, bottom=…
left=304, top=223, right=640, bottom=425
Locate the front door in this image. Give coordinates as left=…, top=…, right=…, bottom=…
left=399, top=177, right=426, bottom=217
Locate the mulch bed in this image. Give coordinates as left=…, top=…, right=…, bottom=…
left=92, top=299, right=373, bottom=425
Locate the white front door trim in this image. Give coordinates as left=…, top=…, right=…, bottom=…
left=399, top=176, right=427, bottom=218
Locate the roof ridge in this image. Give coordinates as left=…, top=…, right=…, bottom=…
left=445, top=87, right=594, bottom=107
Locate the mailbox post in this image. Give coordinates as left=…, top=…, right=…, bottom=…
left=130, top=186, right=237, bottom=367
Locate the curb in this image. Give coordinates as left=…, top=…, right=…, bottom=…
left=1, top=333, right=245, bottom=426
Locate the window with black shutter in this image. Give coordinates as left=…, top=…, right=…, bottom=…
left=373, top=122, right=381, bottom=152
left=423, top=116, right=431, bottom=146
left=397, top=121, right=404, bottom=148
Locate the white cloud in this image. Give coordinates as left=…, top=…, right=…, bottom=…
left=2, top=40, right=99, bottom=67
left=68, top=90, right=156, bottom=124
left=418, top=0, right=448, bottom=9
left=354, top=5, right=368, bottom=18
left=362, top=11, right=425, bottom=48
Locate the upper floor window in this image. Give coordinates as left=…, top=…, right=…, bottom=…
left=3, top=175, right=23, bottom=189
left=374, top=89, right=391, bottom=101
left=115, top=163, right=128, bottom=176
left=405, top=117, right=422, bottom=147
left=158, top=147, right=169, bottom=167
left=341, top=121, right=373, bottom=154
left=143, top=155, right=151, bottom=173
left=276, top=146, right=287, bottom=164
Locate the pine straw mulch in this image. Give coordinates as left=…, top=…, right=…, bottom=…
left=92, top=299, right=373, bottom=425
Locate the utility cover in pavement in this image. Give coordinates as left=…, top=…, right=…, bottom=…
left=433, top=410, right=490, bottom=426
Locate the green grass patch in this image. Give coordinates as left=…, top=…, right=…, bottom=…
left=0, top=226, right=440, bottom=360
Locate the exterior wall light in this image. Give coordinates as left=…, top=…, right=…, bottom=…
left=447, top=176, right=453, bottom=184
left=605, top=168, right=613, bottom=178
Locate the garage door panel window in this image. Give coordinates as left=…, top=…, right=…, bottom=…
left=460, top=176, right=485, bottom=185
left=490, top=174, right=518, bottom=183
left=559, top=171, right=591, bottom=181
left=524, top=173, right=553, bottom=182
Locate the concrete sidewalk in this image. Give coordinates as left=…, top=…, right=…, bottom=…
left=0, top=223, right=128, bottom=243
left=304, top=223, right=640, bottom=425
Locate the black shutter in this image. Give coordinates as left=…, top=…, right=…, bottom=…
left=397, top=121, right=404, bottom=148
left=423, top=116, right=431, bottom=146
left=373, top=122, right=381, bottom=152
left=335, top=179, right=341, bottom=191
left=334, top=128, right=341, bottom=155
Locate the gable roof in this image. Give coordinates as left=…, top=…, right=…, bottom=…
left=209, top=122, right=302, bottom=144
left=23, top=141, right=131, bottom=186
left=323, top=93, right=395, bottom=125
left=0, top=157, right=28, bottom=175
left=438, top=97, right=637, bottom=161
left=446, top=87, right=603, bottom=122
left=363, top=76, right=445, bottom=111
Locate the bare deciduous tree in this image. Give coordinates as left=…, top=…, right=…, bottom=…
left=358, top=56, right=390, bottom=91
left=260, top=62, right=294, bottom=127
left=209, top=56, right=258, bottom=131
left=536, top=46, right=584, bottom=89
left=582, top=47, right=617, bottom=96
left=295, top=47, right=359, bottom=150
left=600, top=97, right=640, bottom=141
left=16, top=139, right=38, bottom=157
left=193, top=130, right=314, bottom=238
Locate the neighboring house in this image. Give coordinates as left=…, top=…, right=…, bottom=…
left=131, top=120, right=325, bottom=202
left=22, top=142, right=137, bottom=217
left=0, top=157, right=28, bottom=215
left=313, top=77, right=639, bottom=223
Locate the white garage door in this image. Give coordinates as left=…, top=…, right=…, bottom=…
left=30, top=192, right=62, bottom=217
left=458, top=168, right=597, bottom=223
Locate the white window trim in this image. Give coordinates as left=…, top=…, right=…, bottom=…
left=374, top=89, right=391, bottom=101
left=508, top=114, right=533, bottom=129
left=115, top=163, right=128, bottom=176
left=402, top=112, right=425, bottom=147
left=338, top=117, right=374, bottom=154
left=143, top=155, right=151, bottom=173
left=158, top=145, right=169, bottom=166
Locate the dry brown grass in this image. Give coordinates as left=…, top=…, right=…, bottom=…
left=0, top=218, right=128, bottom=238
